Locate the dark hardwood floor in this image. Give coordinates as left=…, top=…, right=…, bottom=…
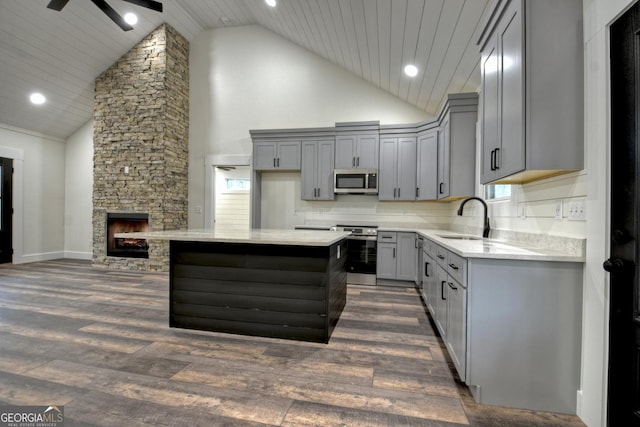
left=0, top=259, right=585, bottom=426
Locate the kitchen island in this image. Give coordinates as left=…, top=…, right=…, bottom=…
left=118, top=229, right=350, bottom=343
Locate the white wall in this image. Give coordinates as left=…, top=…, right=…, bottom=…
left=64, top=120, right=93, bottom=259
left=0, top=123, right=65, bottom=263
left=189, top=25, right=431, bottom=228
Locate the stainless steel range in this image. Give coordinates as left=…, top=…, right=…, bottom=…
left=338, top=224, right=378, bottom=286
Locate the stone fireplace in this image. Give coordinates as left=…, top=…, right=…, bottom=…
left=92, top=24, right=189, bottom=271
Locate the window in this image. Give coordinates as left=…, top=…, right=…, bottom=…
left=225, top=178, right=250, bottom=191
left=485, top=184, right=511, bottom=200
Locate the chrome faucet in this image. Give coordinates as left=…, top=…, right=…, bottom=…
left=457, top=196, right=490, bottom=238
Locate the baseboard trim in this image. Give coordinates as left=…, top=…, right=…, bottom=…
left=64, top=251, right=92, bottom=260
left=14, top=251, right=65, bottom=264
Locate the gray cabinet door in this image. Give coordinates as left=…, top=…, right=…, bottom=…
left=424, top=252, right=438, bottom=314
left=417, top=130, right=438, bottom=200
left=301, top=141, right=318, bottom=200
left=496, top=0, right=524, bottom=179
left=376, top=242, right=397, bottom=279
left=276, top=141, right=301, bottom=170
left=253, top=142, right=277, bottom=170
left=356, top=135, right=379, bottom=169
left=446, top=278, right=467, bottom=381
left=253, top=141, right=301, bottom=170
left=480, top=35, right=500, bottom=184
left=316, top=140, right=335, bottom=200
left=434, top=264, right=448, bottom=338
left=397, top=137, right=417, bottom=200
left=378, top=137, right=398, bottom=201
left=301, top=140, right=335, bottom=200
left=396, top=232, right=417, bottom=281
left=335, top=135, right=356, bottom=169
left=437, top=119, right=450, bottom=199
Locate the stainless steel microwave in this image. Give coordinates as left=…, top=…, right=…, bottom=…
left=334, top=169, right=378, bottom=194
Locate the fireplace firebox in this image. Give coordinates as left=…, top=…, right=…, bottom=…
left=106, top=213, right=149, bottom=258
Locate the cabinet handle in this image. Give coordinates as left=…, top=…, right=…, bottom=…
left=273, top=158, right=276, bottom=168
left=382, top=236, right=393, bottom=239
left=437, top=254, right=445, bottom=260
left=415, top=239, right=418, bottom=248
left=490, top=149, right=495, bottom=171
left=441, top=281, right=447, bottom=300
left=448, top=282, right=458, bottom=290
left=439, top=182, right=444, bottom=194
left=397, top=188, right=400, bottom=198
left=448, top=263, right=459, bottom=270
left=393, top=188, right=397, bottom=198
left=425, top=262, right=430, bottom=277
left=416, top=187, right=419, bottom=198
left=277, top=157, right=280, bottom=167
left=494, top=148, right=500, bottom=170
left=393, top=248, right=396, bottom=258
left=352, top=157, right=355, bottom=167
left=357, top=156, right=360, bottom=167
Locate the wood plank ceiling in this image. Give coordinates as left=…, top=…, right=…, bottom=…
left=0, top=0, right=490, bottom=139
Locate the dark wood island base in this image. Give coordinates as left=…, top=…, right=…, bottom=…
left=169, top=239, right=347, bottom=343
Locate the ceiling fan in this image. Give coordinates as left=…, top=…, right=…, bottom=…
left=47, top=0, right=163, bottom=31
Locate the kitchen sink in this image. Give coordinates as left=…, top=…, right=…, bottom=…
left=436, top=234, right=483, bottom=241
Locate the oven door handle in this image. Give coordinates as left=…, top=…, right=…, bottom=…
left=347, top=235, right=378, bottom=241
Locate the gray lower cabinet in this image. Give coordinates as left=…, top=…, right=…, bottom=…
left=379, top=136, right=417, bottom=201
left=301, top=139, right=335, bottom=200
left=396, top=232, right=418, bottom=281
left=422, top=237, right=583, bottom=414
left=253, top=140, right=301, bottom=171
left=377, top=232, right=417, bottom=282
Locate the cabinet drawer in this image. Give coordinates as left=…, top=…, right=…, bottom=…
left=435, top=245, right=448, bottom=268
left=447, top=252, right=467, bottom=287
left=378, top=231, right=397, bottom=243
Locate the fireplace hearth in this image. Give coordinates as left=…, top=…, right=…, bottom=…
left=106, top=213, right=149, bottom=258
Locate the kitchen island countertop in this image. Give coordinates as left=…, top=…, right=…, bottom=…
left=115, top=228, right=351, bottom=247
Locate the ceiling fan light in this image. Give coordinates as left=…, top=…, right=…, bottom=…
left=265, top=0, right=276, bottom=7
left=404, top=64, right=418, bottom=77
left=30, top=92, right=46, bottom=105
left=124, top=12, right=138, bottom=25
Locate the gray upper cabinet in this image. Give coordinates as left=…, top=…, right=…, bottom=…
left=379, top=133, right=417, bottom=201
left=432, top=94, right=478, bottom=201
left=301, top=139, right=335, bottom=200
left=416, top=128, right=438, bottom=201
left=334, top=121, right=380, bottom=169
left=478, top=0, right=583, bottom=184
left=253, top=140, right=301, bottom=171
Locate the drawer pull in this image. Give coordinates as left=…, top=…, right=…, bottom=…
left=437, top=254, right=445, bottom=260
left=441, top=281, right=447, bottom=300
left=448, top=282, right=458, bottom=290
left=448, top=263, right=459, bottom=270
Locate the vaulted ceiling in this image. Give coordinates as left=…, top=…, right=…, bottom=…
left=0, top=0, right=490, bottom=139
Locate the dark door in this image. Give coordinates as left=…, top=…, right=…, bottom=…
left=608, top=3, right=640, bottom=425
left=0, top=157, right=12, bottom=264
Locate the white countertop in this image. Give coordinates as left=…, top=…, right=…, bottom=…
left=380, top=227, right=584, bottom=262
left=115, top=228, right=351, bottom=247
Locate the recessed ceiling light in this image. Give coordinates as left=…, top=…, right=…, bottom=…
left=30, top=92, right=46, bottom=105
left=404, top=64, right=418, bottom=77
left=124, top=12, right=138, bottom=26
left=265, top=0, right=277, bottom=7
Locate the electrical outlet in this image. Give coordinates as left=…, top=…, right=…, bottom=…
left=554, top=201, right=563, bottom=219
left=518, top=203, right=526, bottom=219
